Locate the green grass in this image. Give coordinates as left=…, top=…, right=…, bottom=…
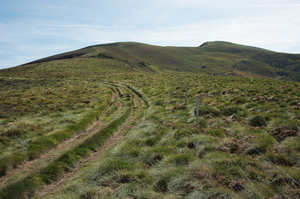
left=0, top=94, right=132, bottom=198
left=0, top=84, right=112, bottom=176
left=1, top=53, right=300, bottom=198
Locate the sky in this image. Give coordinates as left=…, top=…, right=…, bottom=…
left=1, top=0, right=300, bottom=69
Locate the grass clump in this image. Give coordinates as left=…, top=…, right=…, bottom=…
left=266, top=151, right=295, bottom=166
left=248, top=114, right=267, bottom=127
left=93, top=158, right=135, bottom=177
left=195, top=105, right=221, bottom=117
left=27, top=137, right=57, bottom=160
left=207, top=129, right=225, bottom=138
left=221, top=106, right=244, bottom=116
left=2, top=71, right=300, bottom=198
left=166, top=153, right=195, bottom=166
left=0, top=97, right=132, bottom=198
left=246, top=132, right=276, bottom=155
left=174, top=126, right=201, bottom=140
left=139, top=147, right=173, bottom=166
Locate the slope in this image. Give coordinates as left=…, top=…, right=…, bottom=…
left=11, top=41, right=300, bottom=82
left=0, top=46, right=300, bottom=198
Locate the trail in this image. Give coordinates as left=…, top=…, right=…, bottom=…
left=38, top=89, right=144, bottom=198
left=0, top=89, right=121, bottom=188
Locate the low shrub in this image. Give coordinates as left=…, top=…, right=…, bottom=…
left=139, top=147, right=173, bottom=166
left=281, top=120, right=300, bottom=131
left=167, top=153, right=195, bottom=166
left=195, top=106, right=221, bottom=117
left=198, top=118, right=207, bottom=128
left=245, top=102, right=258, bottom=108
left=144, top=135, right=161, bottom=146
left=248, top=115, right=266, bottom=127
left=153, top=99, right=164, bottom=106
left=0, top=136, right=11, bottom=145
left=90, top=158, right=136, bottom=186
left=174, top=127, right=201, bottom=140
left=207, top=129, right=225, bottom=138
left=221, top=106, right=244, bottom=116
left=154, top=170, right=177, bottom=193
left=39, top=162, right=65, bottom=184
left=0, top=175, right=42, bottom=199
left=167, top=176, right=196, bottom=196
left=266, top=151, right=294, bottom=166
left=0, top=156, right=10, bottom=176
left=2, top=127, right=28, bottom=138
left=246, top=133, right=276, bottom=155
left=231, top=96, right=248, bottom=104
left=27, top=137, right=57, bottom=160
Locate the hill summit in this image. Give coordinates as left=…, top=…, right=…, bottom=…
left=5, top=41, right=300, bottom=81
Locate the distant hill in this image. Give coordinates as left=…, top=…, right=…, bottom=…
left=4, top=41, right=300, bottom=81
left=1, top=41, right=300, bottom=199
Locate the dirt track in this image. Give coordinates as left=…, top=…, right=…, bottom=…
left=38, top=87, right=144, bottom=197
left=0, top=88, right=120, bottom=188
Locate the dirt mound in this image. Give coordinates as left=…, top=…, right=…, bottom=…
left=269, top=127, right=298, bottom=142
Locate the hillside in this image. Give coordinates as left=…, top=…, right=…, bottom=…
left=12, top=41, right=300, bottom=82
left=0, top=42, right=300, bottom=198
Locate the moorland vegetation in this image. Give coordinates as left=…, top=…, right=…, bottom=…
left=0, top=41, right=299, bottom=198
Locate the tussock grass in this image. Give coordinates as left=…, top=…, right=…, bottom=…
left=1, top=69, right=300, bottom=198
left=0, top=90, right=131, bottom=198
left=0, top=87, right=112, bottom=176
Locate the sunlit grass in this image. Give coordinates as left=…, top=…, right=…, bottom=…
left=1, top=62, right=300, bottom=198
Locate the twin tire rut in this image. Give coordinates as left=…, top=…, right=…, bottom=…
left=0, top=84, right=145, bottom=198
left=0, top=91, right=119, bottom=188
left=38, top=92, right=140, bottom=197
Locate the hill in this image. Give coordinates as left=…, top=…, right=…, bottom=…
left=0, top=41, right=300, bottom=198
left=10, top=41, right=300, bottom=82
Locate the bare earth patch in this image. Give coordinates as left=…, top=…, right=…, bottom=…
left=269, top=127, right=298, bottom=142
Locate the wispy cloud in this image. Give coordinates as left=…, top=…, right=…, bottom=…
left=49, top=24, right=133, bottom=28
left=32, top=5, right=73, bottom=9
left=1, top=0, right=300, bottom=69
left=242, top=4, right=300, bottom=7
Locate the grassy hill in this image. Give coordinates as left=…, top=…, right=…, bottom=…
left=15, top=41, right=300, bottom=82
left=0, top=41, right=300, bottom=198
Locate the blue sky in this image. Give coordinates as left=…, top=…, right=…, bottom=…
left=1, top=0, right=300, bottom=69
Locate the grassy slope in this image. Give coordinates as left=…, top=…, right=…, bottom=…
left=0, top=77, right=113, bottom=176
left=14, top=41, right=300, bottom=81
left=42, top=72, right=300, bottom=199
left=0, top=58, right=139, bottom=78
left=0, top=41, right=300, bottom=198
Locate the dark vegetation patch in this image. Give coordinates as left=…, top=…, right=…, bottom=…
left=269, top=127, right=298, bottom=142
left=1, top=50, right=300, bottom=198
left=248, top=114, right=267, bottom=127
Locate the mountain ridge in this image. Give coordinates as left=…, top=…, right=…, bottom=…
left=5, top=41, right=300, bottom=81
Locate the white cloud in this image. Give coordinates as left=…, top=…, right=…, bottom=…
left=1, top=0, right=300, bottom=69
